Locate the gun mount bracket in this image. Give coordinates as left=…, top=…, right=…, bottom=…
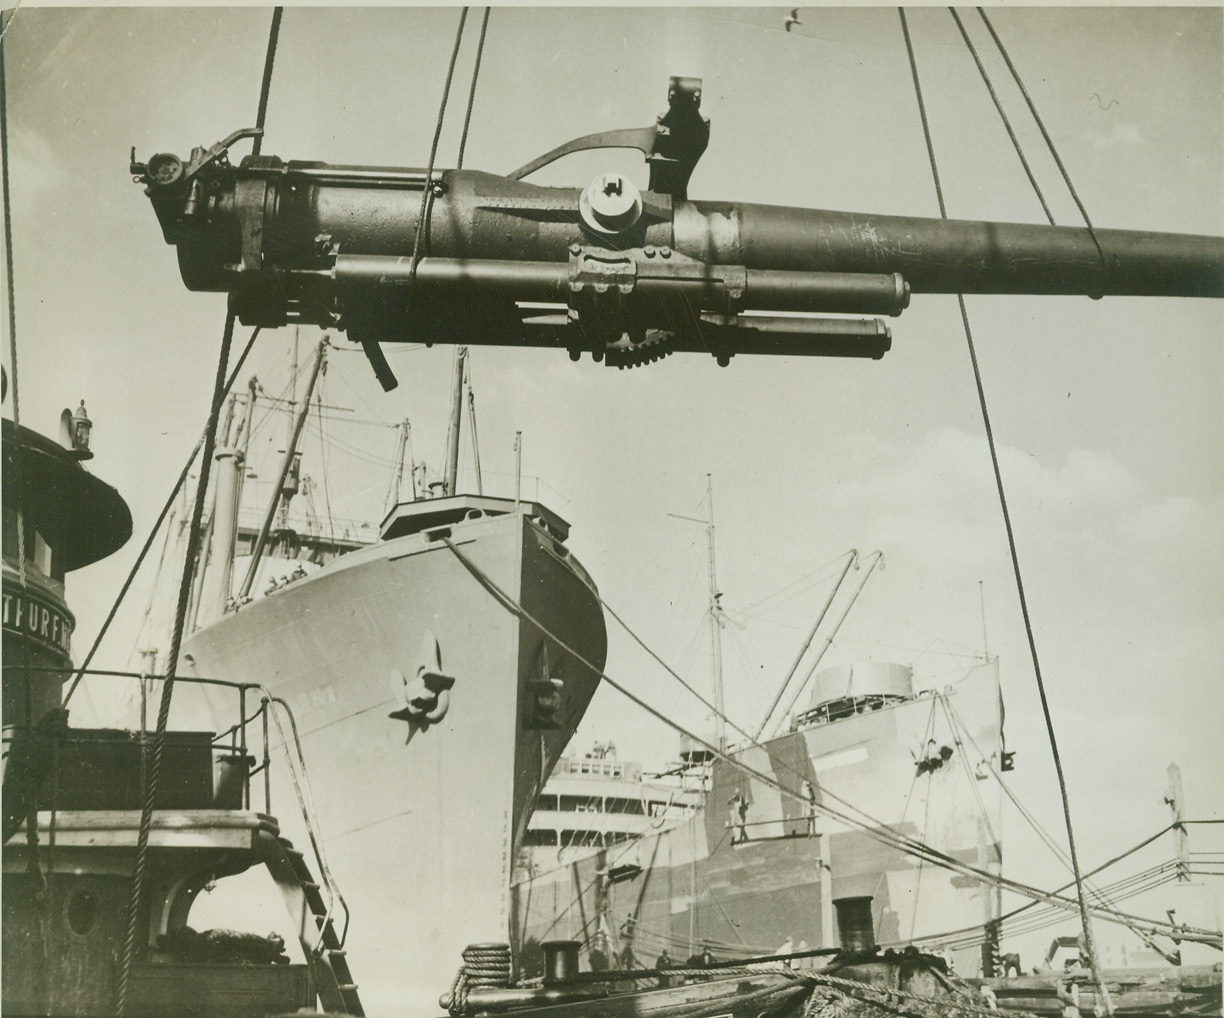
left=509, top=76, right=709, bottom=199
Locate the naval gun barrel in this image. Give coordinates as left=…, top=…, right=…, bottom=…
left=132, top=145, right=1224, bottom=372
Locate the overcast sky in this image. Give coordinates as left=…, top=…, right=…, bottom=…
left=3, top=5, right=1221, bottom=964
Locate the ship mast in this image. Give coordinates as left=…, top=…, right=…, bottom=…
left=237, top=339, right=328, bottom=600
left=443, top=346, right=467, bottom=495
left=705, top=475, right=726, bottom=752
left=669, top=475, right=728, bottom=751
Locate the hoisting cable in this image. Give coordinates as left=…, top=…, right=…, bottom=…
left=250, top=7, right=283, bottom=158
left=5, top=37, right=58, bottom=1006
left=374, top=5, right=470, bottom=394
left=2, top=20, right=26, bottom=591
left=903, top=11, right=1106, bottom=1006
left=947, top=9, right=1054, bottom=225
left=975, top=8, right=1109, bottom=279
left=438, top=533, right=1211, bottom=942
left=942, top=693, right=1159, bottom=945
left=455, top=7, right=491, bottom=170
left=62, top=326, right=262, bottom=707
left=115, top=309, right=238, bottom=1015
left=120, top=36, right=283, bottom=998
left=916, top=824, right=1188, bottom=951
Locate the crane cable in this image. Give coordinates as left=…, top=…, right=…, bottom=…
left=899, top=9, right=1112, bottom=1009
left=406, top=9, right=471, bottom=301
left=61, top=326, right=262, bottom=706
left=940, top=695, right=1166, bottom=953
left=456, top=8, right=491, bottom=170
left=116, top=11, right=284, bottom=1012
left=976, top=7, right=1109, bottom=276
left=440, top=532, right=1215, bottom=946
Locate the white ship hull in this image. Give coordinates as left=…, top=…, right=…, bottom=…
left=182, top=500, right=607, bottom=1014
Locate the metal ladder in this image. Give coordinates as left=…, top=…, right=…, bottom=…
left=261, top=834, right=365, bottom=1016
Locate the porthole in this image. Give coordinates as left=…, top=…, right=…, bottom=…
left=64, top=888, right=99, bottom=937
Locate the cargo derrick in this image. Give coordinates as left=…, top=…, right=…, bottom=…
left=132, top=78, right=1224, bottom=385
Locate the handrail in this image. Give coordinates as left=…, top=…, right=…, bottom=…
left=5, top=663, right=353, bottom=951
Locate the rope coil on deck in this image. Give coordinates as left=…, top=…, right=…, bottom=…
left=440, top=942, right=513, bottom=1015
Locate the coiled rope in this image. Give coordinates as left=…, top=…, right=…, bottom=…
left=440, top=942, right=513, bottom=1015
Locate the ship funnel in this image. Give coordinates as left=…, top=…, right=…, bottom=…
left=810, top=662, right=912, bottom=711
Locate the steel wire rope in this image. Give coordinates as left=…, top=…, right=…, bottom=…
left=727, top=551, right=854, bottom=625
left=936, top=693, right=1000, bottom=855
left=529, top=863, right=607, bottom=945
left=976, top=8, right=1110, bottom=274
left=455, top=7, right=491, bottom=170
left=115, top=310, right=239, bottom=1015
left=907, top=730, right=940, bottom=942
left=405, top=8, right=469, bottom=302
left=947, top=9, right=1054, bottom=225
left=767, top=551, right=886, bottom=739
left=990, top=872, right=1180, bottom=947
left=309, top=375, right=338, bottom=541
left=1, top=22, right=26, bottom=590
left=317, top=403, right=340, bottom=541
left=942, top=694, right=1139, bottom=926
left=868, top=694, right=940, bottom=911
left=4, top=40, right=54, bottom=999
left=900, top=9, right=1111, bottom=1009
left=438, top=534, right=1198, bottom=936
left=940, top=695, right=1212, bottom=952
left=900, top=824, right=1184, bottom=951
left=250, top=8, right=283, bottom=158
left=984, top=870, right=1169, bottom=943
left=301, top=420, right=397, bottom=472
left=62, top=326, right=263, bottom=707
left=115, top=14, right=287, bottom=1006
left=121, top=507, right=180, bottom=669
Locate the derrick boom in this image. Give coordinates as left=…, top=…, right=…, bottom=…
left=131, top=81, right=1223, bottom=380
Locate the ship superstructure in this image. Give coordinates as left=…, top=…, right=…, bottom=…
left=518, top=747, right=703, bottom=869
left=513, top=659, right=1006, bottom=977
left=2, top=409, right=364, bottom=1018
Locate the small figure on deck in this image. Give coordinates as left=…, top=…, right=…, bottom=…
left=803, top=779, right=818, bottom=837
left=685, top=943, right=716, bottom=980
left=980, top=984, right=998, bottom=1011
left=655, top=948, right=674, bottom=988
left=776, top=936, right=794, bottom=967
left=729, top=790, right=749, bottom=844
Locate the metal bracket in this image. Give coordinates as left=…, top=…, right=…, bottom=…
left=508, top=77, right=708, bottom=199
left=131, top=127, right=263, bottom=189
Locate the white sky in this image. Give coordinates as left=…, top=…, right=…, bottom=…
left=3, top=5, right=1221, bottom=967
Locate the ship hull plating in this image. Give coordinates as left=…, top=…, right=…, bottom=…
left=181, top=508, right=607, bottom=1015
